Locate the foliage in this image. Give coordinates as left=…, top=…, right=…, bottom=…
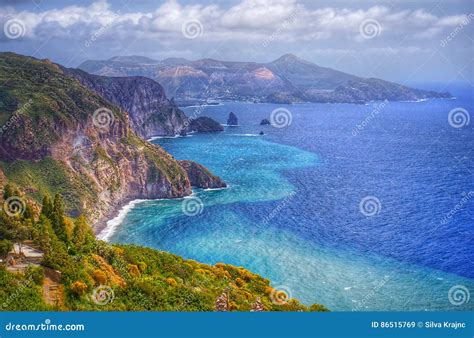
left=0, top=239, right=13, bottom=258
left=70, top=281, right=88, bottom=296
left=25, top=265, right=44, bottom=285
left=0, top=191, right=329, bottom=312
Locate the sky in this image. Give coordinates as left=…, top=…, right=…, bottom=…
left=0, top=0, right=473, bottom=85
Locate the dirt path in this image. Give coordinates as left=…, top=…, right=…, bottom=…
left=42, top=268, right=64, bottom=308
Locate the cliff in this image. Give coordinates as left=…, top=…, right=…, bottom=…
left=64, top=68, right=188, bottom=138
left=0, top=52, right=223, bottom=224
left=179, top=160, right=226, bottom=189
left=65, top=68, right=224, bottom=138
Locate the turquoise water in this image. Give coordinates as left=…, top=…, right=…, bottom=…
left=105, top=97, right=474, bottom=311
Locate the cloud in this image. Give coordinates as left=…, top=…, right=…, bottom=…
left=0, top=0, right=469, bottom=44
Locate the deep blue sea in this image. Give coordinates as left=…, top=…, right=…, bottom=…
left=101, top=86, right=473, bottom=311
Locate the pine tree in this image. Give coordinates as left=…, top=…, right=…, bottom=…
left=41, top=195, right=53, bottom=218
left=53, top=194, right=65, bottom=217
left=34, top=215, right=54, bottom=252
left=48, top=194, right=68, bottom=244
left=71, top=215, right=94, bottom=253
left=23, top=203, right=35, bottom=221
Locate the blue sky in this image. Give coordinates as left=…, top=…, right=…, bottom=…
left=0, top=0, right=472, bottom=85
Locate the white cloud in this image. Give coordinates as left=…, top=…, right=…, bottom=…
left=0, top=0, right=469, bottom=43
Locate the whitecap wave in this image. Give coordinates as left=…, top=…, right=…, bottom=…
left=147, top=134, right=193, bottom=141
left=230, top=133, right=262, bottom=137
left=97, top=199, right=147, bottom=241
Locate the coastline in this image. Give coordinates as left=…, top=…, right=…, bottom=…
left=93, top=186, right=227, bottom=241
left=95, top=198, right=148, bottom=241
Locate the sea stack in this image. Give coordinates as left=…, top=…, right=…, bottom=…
left=260, top=119, right=271, bottom=125
left=227, top=112, right=238, bottom=126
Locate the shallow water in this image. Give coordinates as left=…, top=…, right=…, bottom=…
left=103, top=90, right=474, bottom=311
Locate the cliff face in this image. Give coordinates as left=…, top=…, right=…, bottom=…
left=65, top=68, right=189, bottom=139
left=0, top=52, right=224, bottom=224
left=179, top=160, right=226, bottom=189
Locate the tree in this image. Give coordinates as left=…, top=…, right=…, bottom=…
left=13, top=224, right=30, bottom=255
left=34, top=215, right=54, bottom=252
left=53, top=194, right=65, bottom=217
left=0, top=239, right=13, bottom=259
left=50, top=194, right=68, bottom=244
left=40, top=196, right=53, bottom=219
left=22, top=204, right=35, bottom=221
left=71, top=215, right=94, bottom=253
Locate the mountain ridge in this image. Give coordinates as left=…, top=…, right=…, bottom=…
left=79, top=54, right=452, bottom=105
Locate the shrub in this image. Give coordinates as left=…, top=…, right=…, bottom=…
left=137, top=261, right=147, bottom=273
left=128, top=264, right=140, bottom=277
left=70, top=281, right=88, bottom=296
left=235, top=278, right=245, bottom=287
left=26, top=265, right=44, bottom=285
left=92, top=269, right=107, bottom=285
left=165, top=277, right=177, bottom=286
left=309, top=303, right=330, bottom=312
left=0, top=239, right=13, bottom=259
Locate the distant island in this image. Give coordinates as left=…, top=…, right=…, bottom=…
left=79, top=54, right=452, bottom=105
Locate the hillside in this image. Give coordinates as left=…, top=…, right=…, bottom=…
left=79, top=54, right=452, bottom=104
left=0, top=188, right=327, bottom=311
left=0, top=52, right=224, bottom=226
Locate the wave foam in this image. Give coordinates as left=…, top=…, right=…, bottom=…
left=97, top=199, right=147, bottom=241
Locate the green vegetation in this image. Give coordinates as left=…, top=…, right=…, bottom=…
left=0, top=186, right=328, bottom=311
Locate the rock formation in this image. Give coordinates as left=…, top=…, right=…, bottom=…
left=187, top=117, right=224, bottom=133
left=227, top=112, right=238, bottom=126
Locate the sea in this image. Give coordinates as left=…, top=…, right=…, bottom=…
left=98, top=84, right=474, bottom=311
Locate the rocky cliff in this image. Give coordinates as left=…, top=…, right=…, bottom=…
left=0, top=52, right=225, bottom=225
left=65, top=68, right=190, bottom=139
left=179, top=160, right=226, bottom=189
